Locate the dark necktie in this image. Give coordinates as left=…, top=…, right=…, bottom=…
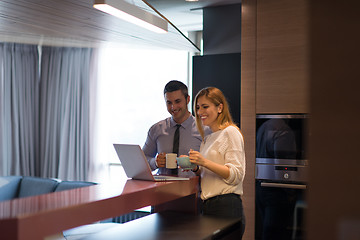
left=172, top=124, right=181, bottom=156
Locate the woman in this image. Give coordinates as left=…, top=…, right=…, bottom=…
left=188, top=87, right=246, bottom=237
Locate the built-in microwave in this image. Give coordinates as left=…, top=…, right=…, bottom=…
left=255, top=114, right=308, bottom=184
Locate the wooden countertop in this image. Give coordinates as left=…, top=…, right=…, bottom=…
left=0, top=177, right=199, bottom=240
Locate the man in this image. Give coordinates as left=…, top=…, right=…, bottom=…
left=143, top=80, right=208, bottom=176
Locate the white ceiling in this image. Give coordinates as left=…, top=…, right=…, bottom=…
left=0, top=0, right=241, bottom=51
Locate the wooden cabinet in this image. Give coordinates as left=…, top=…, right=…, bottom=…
left=241, top=1, right=309, bottom=239
left=256, top=0, right=309, bottom=114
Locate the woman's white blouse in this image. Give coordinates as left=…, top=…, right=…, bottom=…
left=199, top=125, right=246, bottom=200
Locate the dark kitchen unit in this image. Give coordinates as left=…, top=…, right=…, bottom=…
left=192, top=53, right=241, bottom=125
left=255, top=114, right=308, bottom=240
left=192, top=4, right=241, bottom=126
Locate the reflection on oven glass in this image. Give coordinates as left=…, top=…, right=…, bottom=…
left=256, top=181, right=305, bottom=240
left=256, top=119, right=297, bottom=159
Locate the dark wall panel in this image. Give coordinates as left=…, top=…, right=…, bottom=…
left=192, top=53, right=241, bottom=126
left=203, top=4, right=241, bottom=55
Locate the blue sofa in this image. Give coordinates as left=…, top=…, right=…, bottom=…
left=0, top=175, right=96, bottom=202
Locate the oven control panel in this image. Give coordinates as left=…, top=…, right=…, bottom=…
left=255, top=164, right=308, bottom=182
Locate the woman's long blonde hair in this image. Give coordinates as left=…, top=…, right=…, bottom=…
left=194, top=87, right=239, bottom=139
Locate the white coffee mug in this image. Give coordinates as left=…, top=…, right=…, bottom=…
left=165, top=153, right=177, bottom=169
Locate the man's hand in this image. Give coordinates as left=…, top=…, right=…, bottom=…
left=156, top=152, right=166, bottom=168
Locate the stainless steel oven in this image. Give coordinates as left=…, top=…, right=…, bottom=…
left=255, top=114, right=308, bottom=240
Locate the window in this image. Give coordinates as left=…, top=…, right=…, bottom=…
left=93, top=44, right=189, bottom=183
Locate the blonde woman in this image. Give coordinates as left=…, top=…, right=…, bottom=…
left=189, top=87, right=246, bottom=237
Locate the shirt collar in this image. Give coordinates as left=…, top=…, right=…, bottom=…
left=170, top=114, right=193, bottom=129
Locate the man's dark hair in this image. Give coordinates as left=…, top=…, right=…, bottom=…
left=163, top=80, right=188, bottom=98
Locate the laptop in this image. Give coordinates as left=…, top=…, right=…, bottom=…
left=113, top=144, right=189, bottom=181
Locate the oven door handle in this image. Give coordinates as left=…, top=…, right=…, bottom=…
left=260, top=182, right=307, bottom=189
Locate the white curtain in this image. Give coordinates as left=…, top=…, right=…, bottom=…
left=39, top=46, right=95, bottom=181
left=0, top=43, right=97, bottom=181
left=0, top=43, right=40, bottom=176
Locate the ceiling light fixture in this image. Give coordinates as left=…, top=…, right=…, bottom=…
left=93, top=0, right=168, bottom=33
left=142, top=0, right=201, bottom=52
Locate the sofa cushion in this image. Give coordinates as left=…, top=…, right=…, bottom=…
left=18, top=176, right=60, bottom=198
left=54, top=181, right=96, bottom=192
left=0, top=176, right=23, bottom=201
